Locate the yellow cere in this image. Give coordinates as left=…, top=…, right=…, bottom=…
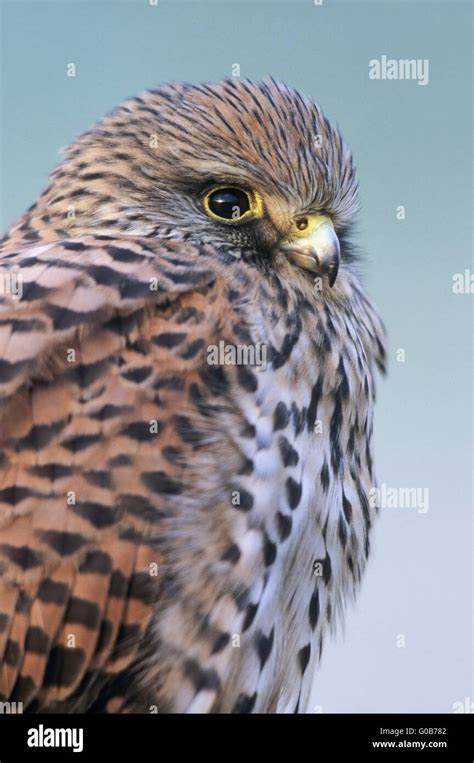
left=289, top=214, right=333, bottom=239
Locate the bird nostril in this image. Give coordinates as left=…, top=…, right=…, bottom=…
left=295, top=217, right=308, bottom=231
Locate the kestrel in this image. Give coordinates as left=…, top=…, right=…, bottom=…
left=0, top=79, right=386, bottom=713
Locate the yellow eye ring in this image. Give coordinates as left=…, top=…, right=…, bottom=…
left=202, top=185, right=264, bottom=224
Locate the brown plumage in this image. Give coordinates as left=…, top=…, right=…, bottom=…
left=0, top=79, right=385, bottom=713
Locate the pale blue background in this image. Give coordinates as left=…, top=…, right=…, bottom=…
left=0, top=0, right=472, bottom=712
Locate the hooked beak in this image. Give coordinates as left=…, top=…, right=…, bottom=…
left=279, top=215, right=340, bottom=287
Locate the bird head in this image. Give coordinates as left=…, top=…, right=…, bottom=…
left=32, top=79, right=359, bottom=288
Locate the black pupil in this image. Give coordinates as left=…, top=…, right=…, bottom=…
left=208, top=188, right=250, bottom=220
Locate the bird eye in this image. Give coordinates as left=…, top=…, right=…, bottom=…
left=203, top=186, right=263, bottom=223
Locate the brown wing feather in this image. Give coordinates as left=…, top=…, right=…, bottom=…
left=0, top=235, right=224, bottom=710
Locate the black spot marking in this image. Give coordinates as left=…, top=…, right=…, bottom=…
left=83, top=470, right=112, bottom=489
left=255, top=627, right=275, bottom=669
left=107, top=245, right=145, bottom=263
left=152, top=332, right=186, bottom=348
left=121, top=421, right=161, bottom=442
left=298, top=643, right=311, bottom=674
left=0, top=486, right=40, bottom=505
left=68, top=359, right=110, bottom=389
left=221, top=544, right=241, bottom=564
left=337, top=357, right=350, bottom=400
left=172, top=415, right=205, bottom=446
left=43, top=646, right=86, bottom=688
left=109, top=570, right=128, bottom=599
left=338, top=514, right=347, bottom=548
left=183, top=659, right=221, bottom=692
left=161, top=446, right=182, bottom=465
left=66, top=599, right=99, bottom=633
left=121, top=366, right=153, bottom=384
left=232, top=487, right=254, bottom=511
left=37, top=579, right=69, bottom=605
left=276, top=512, right=292, bottom=542
left=243, top=603, right=258, bottom=631
left=25, top=626, right=49, bottom=655
left=237, top=457, right=254, bottom=476
left=240, top=422, right=256, bottom=438
left=62, top=240, right=87, bottom=252
left=0, top=544, right=43, bottom=570
left=128, top=571, right=155, bottom=605
left=279, top=435, right=299, bottom=467
left=108, top=453, right=132, bottom=467
left=199, top=364, right=228, bottom=395
left=180, top=338, right=205, bottom=359
left=27, top=463, right=73, bottom=481
left=62, top=433, right=102, bottom=453
left=142, top=471, right=183, bottom=495
left=15, top=590, right=32, bottom=613
left=39, top=530, right=87, bottom=557
left=263, top=538, right=277, bottom=567
left=273, top=401, right=290, bottom=431
left=78, top=551, right=112, bottom=575
left=320, top=461, right=330, bottom=492
left=16, top=419, right=68, bottom=451
left=4, top=639, right=21, bottom=667
left=232, top=692, right=257, bottom=713
left=118, top=494, right=166, bottom=523
left=211, top=632, right=230, bottom=655
left=72, top=501, right=119, bottom=529
left=236, top=365, right=258, bottom=392
left=45, top=303, right=100, bottom=329
left=286, top=477, right=302, bottom=510
left=309, top=588, right=320, bottom=630
left=95, top=619, right=113, bottom=654
left=306, top=378, right=323, bottom=431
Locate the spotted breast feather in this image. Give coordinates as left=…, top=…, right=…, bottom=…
left=0, top=232, right=384, bottom=713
